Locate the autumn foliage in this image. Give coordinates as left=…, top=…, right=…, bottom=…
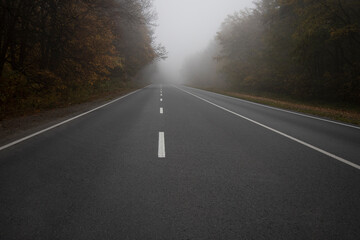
left=0, top=0, right=165, bottom=119
left=186, top=0, right=360, bottom=104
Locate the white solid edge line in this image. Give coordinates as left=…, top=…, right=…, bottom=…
left=182, top=85, right=360, bottom=130
left=0, top=87, right=144, bottom=152
left=175, top=86, right=360, bottom=171
left=160, top=107, right=164, bottom=114
left=158, top=132, right=165, bottom=158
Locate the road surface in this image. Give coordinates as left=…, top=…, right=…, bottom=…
left=1, top=84, right=359, bottom=239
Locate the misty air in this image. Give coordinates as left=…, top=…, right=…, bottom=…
left=1, top=0, right=360, bottom=239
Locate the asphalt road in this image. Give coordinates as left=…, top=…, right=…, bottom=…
left=0, top=84, right=359, bottom=239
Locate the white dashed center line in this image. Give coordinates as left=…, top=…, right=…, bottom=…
left=160, top=107, right=163, bottom=114
left=158, top=132, right=165, bottom=158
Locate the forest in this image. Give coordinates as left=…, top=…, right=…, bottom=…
left=0, top=0, right=165, bottom=119
left=184, top=0, right=360, bottom=104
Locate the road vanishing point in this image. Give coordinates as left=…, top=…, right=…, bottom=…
left=0, top=84, right=359, bottom=239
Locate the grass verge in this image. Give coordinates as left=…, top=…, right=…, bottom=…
left=0, top=83, right=145, bottom=146
left=0, top=79, right=145, bottom=121
left=198, top=88, right=360, bottom=126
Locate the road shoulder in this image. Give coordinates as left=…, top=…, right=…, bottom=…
left=189, top=87, right=360, bottom=127
left=0, top=88, right=139, bottom=147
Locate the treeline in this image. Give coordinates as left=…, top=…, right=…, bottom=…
left=185, top=0, right=360, bottom=103
left=0, top=0, right=165, bottom=119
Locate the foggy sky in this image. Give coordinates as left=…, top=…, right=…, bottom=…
left=153, top=0, right=254, bottom=82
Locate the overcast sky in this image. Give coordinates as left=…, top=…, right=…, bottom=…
left=153, top=0, right=254, bottom=81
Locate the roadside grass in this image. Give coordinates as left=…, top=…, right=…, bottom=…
left=199, top=88, right=360, bottom=126
left=0, top=80, right=146, bottom=146
left=0, top=78, right=144, bottom=121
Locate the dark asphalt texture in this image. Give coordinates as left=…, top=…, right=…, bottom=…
left=0, top=84, right=359, bottom=239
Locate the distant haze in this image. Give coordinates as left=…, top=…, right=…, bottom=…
left=153, top=0, right=254, bottom=82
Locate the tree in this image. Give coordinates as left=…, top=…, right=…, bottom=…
left=0, top=0, right=164, bottom=118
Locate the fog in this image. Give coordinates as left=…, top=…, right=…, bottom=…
left=153, top=0, right=254, bottom=83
